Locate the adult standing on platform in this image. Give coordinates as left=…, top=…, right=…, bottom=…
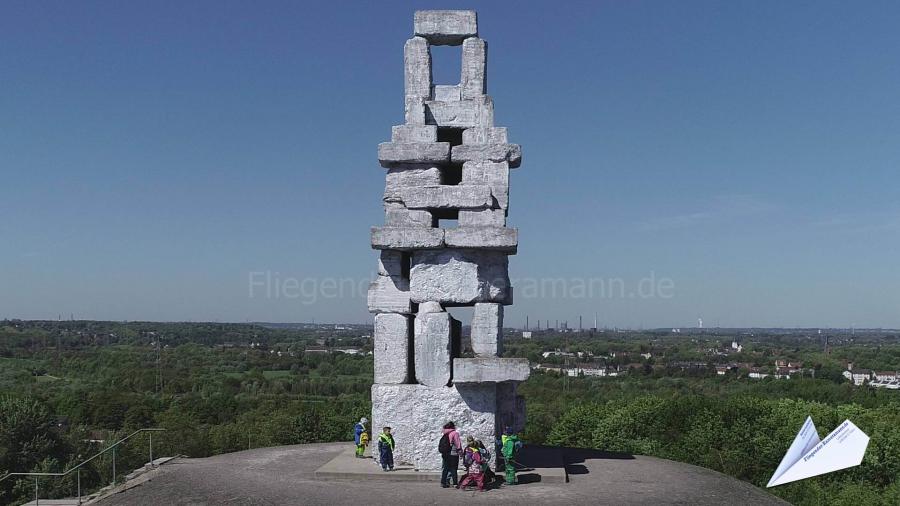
left=439, top=421, right=463, bottom=488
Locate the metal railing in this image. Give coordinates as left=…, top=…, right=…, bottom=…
left=0, top=428, right=165, bottom=506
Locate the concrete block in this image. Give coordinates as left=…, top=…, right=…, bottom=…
left=391, top=124, right=437, bottom=143
left=414, top=10, right=477, bottom=46
left=371, top=227, right=444, bottom=250
left=371, top=383, right=497, bottom=470
left=458, top=209, right=506, bottom=227
left=383, top=165, right=442, bottom=202
left=444, top=227, right=517, bottom=253
left=490, top=184, right=509, bottom=210
left=405, top=96, right=426, bottom=125
left=433, top=85, right=460, bottom=102
left=404, top=37, right=432, bottom=99
left=414, top=310, right=452, bottom=388
left=400, top=185, right=492, bottom=209
left=379, top=142, right=451, bottom=167
left=425, top=97, right=493, bottom=128
left=374, top=313, right=411, bottom=384
left=462, top=127, right=507, bottom=145
left=410, top=249, right=511, bottom=304
left=377, top=250, right=404, bottom=277
left=471, top=302, right=503, bottom=356
left=451, top=143, right=521, bottom=168
left=418, top=301, right=443, bottom=314
left=452, top=358, right=530, bottom=383
left=367, top=275, right=411, bottom=314
left=461, top=161, right=508, bottom=183
left=461, top=161, right=509, bottom=209
left=384, top=202, right=433, bottom=227
left=460, top=38, right=486, bottom=99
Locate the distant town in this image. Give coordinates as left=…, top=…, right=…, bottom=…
left=6, top=319, right=895, bottom=390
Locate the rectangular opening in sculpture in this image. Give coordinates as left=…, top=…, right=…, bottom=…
left=430, top=208, right=459, bottom=228
left=406, top=315, right=416, bottom=383
left=437, top=126, right=464, bottom=146
left=401, top=251, right=411, bottom=279
left=430, top=45, right=462, bottom=87
left=441, top=163, right=463, bottom=185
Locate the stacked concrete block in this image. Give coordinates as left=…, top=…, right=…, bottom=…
left=425, top=96, right=494, bottom=128
left=391, top=124, right=437, bottom=143
left=453, top=358, right=530, bottom=383
left=400, top=185, right=492, bottom=209
left=459, top=208, right=506, bottom=227
left=378, top=142, right=450, bottom=166
left=367, top=275, right=411, bottom=314
left=462, top=127, right=507, bottom=145
left=462, top=161, right=510, bottom=209
left=452, top=143, right=521, bottom=167
left=409, top=250, right=510, bottom=305
left=444, top=226, right=517, bottom=252
left=384, top=202, right=432, bottom=227
left=460, top=38, right=487, bottom=99
left=404, top=37, right=431, bottom=98
left=383, top=166, right=441, bottom=202
left=374, top=313, right=411, bottom=384
left=370, top=227, right=443, bottom=250
left=369, top=10, right=528, bottom=471
left=405, top=96, right=426, bottom=125
left=377, top=250, right=404, bottom=277
left=414, top=10, right=478, bottom=45
left=433, top=85, right=460, bottom=102
left=413, top=309, right=454, bottom=387
left=471, top=302, right=503, bottom=356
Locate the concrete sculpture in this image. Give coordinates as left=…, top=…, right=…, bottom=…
left=368, top=10, right=528, bottom=471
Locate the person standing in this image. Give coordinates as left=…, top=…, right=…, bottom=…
left=500, top=427, right=523, bottom=486
left=354, top=417, right=368, bottom=458
left=439, top=421, right=463, bottom=488
left=377, top=426, right=395, bottom=471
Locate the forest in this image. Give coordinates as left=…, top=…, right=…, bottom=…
left=1, top=320, right=898, bottom=505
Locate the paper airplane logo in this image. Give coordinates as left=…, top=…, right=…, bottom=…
left=767, top=417, right=869, bottom=487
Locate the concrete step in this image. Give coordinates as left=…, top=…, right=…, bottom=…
left=314, top=446, right=567, bottom=484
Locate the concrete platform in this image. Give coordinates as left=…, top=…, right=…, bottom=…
left=313, top=445, right=567, bottom=484
left=315, top=447, right=440, bottom=482
left=92, top=442, right=788, bottom=505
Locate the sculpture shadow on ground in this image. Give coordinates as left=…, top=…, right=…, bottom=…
left=562, top=447, right=635, bottom=476
left=509, top=445, right=635, bottom=481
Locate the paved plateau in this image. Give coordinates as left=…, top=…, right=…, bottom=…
left=93, top=442, right=787, bottom=506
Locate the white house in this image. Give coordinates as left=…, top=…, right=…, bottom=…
left=842, top=366, right=872, bottom=386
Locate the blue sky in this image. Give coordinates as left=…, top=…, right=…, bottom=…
left=2, top=1, right=900, bottom=328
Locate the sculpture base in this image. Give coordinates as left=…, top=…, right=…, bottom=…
left=370, top=382, right=526, bottom=471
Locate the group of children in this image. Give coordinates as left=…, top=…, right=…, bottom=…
left=354, top=418, right=395, bottom=471
left=354, top=418, right=523, bottom=490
